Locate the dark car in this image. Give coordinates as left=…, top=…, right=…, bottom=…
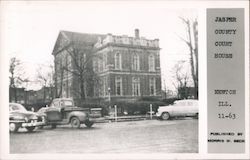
left=9, top=103, right=45, bottom=132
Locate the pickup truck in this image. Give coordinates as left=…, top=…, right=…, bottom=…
left=41, top=98, right=98, bottom=129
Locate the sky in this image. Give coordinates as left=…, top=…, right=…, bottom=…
left=1, top=1, right=197, bottom=92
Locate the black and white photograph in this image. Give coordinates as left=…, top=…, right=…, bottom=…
left=5, top=1, right=200, bottom=154
left=1, top=1, right=249, bottom=159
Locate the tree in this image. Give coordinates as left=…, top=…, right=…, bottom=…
left=179, top=17, right=198, bottom=99
left=172, top=61, right=190, bottom=99
left=9, top=57, right=27, bottom=102
left=37, top=64, right=55, bottom=102
left=55, top=35, right=100, bottom=104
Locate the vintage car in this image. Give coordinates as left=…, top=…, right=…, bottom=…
left=9, top=103, right=45, bottom=132
left=42, top=98, right=95, bottom=128
left=156, top=99, right=199, bottom=120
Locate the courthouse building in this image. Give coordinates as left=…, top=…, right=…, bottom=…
left=52, top=29, right=161, bottom=102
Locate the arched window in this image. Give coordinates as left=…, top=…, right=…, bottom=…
left=148, top=54, right=155, bottom=71
left=132, top=77, right=140, bottom=96
left=149, top=78, right=156, bottom=96
left=115, top=76, right=122, bottom=96
left=115, top=53, right=122, bottom=70
left=132, top=54, right=140, bottom=71
left=103, top=53, right=107, bottom=70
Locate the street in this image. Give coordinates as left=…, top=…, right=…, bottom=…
left=10, top=119, right=198, bottom=153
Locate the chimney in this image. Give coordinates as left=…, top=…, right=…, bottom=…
left=135, top=29, right=139, bottom=39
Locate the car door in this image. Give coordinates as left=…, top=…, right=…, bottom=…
left=188, top=101, right=198, bottom=116
left=46, top=100, right=62, bottom=121
left=172, top=101, right=186, bottom=117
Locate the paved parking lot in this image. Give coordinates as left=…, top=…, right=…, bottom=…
left=10, top=118, right=198, bottom=153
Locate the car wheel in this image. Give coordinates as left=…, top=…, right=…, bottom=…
left=70, top=117, right=81, bottom=128
left=9, top=123, right=19, bottom=133
left=161, top=112, right=170, bottom=120
left=26, top=126, right=36, bottom=132
left=85, top=121, right=94, bottom=128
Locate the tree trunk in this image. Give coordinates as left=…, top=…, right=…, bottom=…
left=79, top=75, right=85, bottom=102
left=187, top=20, right=198, bottom=99
left=193, top=20, right=198, bottom=99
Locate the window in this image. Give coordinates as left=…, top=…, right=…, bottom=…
left=98, top=58, right=103, bottom=72
left=99, top=79, right=104, bottom=96
left=103, top=53, right=107, bottom=70
left=115, top=76, right=122, bottom=96
left=149, top=78, right=156, bottom=96
left=103, top=76, right=107, bottom=96
left=148, top=54, right=155, bottom=71
left=132, top=54, right=140, bottom=71
left=93, top=59, right=98, bottom=72
left=78, top=53, right=86, bottom=67
left=61, top=100, right=73, bottom=106
left=132, top=77, right=140, bottom=96
left=115, top=53, right=122, bottom=70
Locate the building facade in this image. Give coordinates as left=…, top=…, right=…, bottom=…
left=52, top=29, right=161, bottom=103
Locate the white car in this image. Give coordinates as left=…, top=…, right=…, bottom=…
left=156, top=99, right=199, bottom=120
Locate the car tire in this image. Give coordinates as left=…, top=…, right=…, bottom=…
left=85, top=121, right=94, bottom=128
left=9, top=123, right=19, bottom=133
left=161, top=112, right=170, bottom=120
left=70, top=117, right=81, bottom=128
left=26, top=126, right=36, bottom=132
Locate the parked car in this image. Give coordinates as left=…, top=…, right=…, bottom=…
left=156, top=99, right=198, bottom=120
left=9, top=103, right=45, bottom=132
left=42, top=98, right=96, bottom=129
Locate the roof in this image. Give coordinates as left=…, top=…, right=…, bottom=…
left=52, top=30, right=105, bottom=55
left=61, top=30, right=105, bottom=44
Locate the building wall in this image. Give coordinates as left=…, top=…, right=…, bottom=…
left=94, top=43, right=161, bottom=101
left=53, top=30, right=162, bottom=103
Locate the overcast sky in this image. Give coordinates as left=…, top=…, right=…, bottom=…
left=1, top=1, right=197, bottom=92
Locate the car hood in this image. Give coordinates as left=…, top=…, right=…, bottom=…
left=10, top=110, right=39, bottom=119
left=158, top=106, right=173, bottom=111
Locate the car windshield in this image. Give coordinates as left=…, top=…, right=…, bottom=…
left=9, top=104, right=27, bottom=112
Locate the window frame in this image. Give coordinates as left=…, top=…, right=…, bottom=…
left=148, top=54, right=155, bottom=72
left=115, top=76, right=122, bottom=96
left=132, top=53, right=140, bottom=71
left=114, top=52, right=122, bottom=70
left=132, top=77, right=140, bottom=96
left=149, top=77, right=156, bottom=96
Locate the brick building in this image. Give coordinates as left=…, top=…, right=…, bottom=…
left=52, top=29, right=161, bottom=103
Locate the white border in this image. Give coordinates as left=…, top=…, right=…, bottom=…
left=0, top=1, right=249, bottom=159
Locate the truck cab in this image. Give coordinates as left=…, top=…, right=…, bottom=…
left=44, top=98, right=94, bottom=128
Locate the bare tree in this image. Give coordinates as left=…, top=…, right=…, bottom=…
left=9, top=57, right=27, bottom=102
left=54, top=36, right=100, bottom=104
left=179, top=17, right=198, bottom=99
left=37, top=64, right=55, bottom=102
left=172, top=61, right=190, bottom=99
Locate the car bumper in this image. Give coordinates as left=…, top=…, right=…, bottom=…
left=156, top=112, right=161, bottom=117
left=21, top=121, right=45, bottom=127
left=89, top=117, right=104, bottom=121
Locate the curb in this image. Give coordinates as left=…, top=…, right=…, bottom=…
left=94, top=115, right=157, bottom=123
